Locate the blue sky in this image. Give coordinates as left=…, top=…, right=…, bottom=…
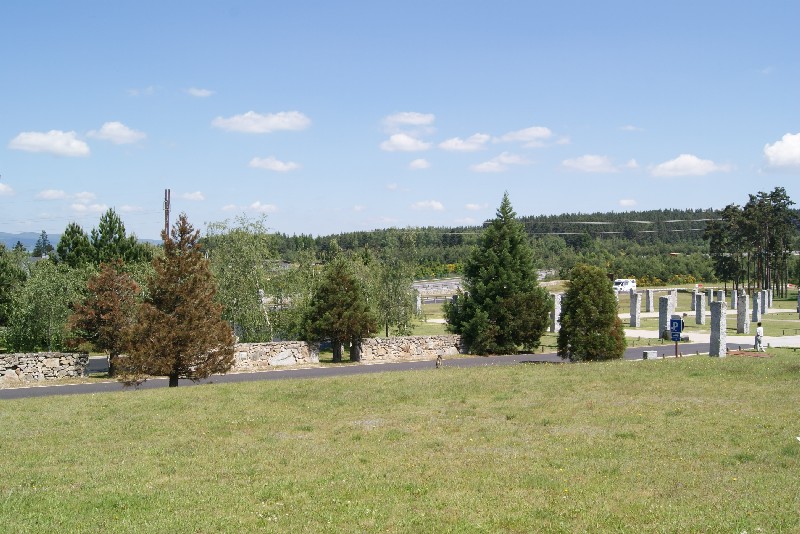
left=2, top=1, right=799, bottom=240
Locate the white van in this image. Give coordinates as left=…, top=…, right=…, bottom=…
left=613, top=279, right=637, bottom=293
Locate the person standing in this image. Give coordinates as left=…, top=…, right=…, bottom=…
left=755, top=322, right=765, bottom=352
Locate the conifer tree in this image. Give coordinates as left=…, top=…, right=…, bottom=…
left=57, top=222, right=95, bottom=267
left=68, top=260, right=140, bottom=377
left=120, top=213, right=234, bottom=387
left=444, top=193, right=551, bottom=354
left=557, top=263, right=626, bottom=361
left=303, top=256, right=378, bottom=362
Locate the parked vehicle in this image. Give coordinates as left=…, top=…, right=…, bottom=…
left=613, top=278, right=637, bottom=292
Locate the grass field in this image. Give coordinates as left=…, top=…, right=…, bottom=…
left=2, top=350, right=799, bottom=532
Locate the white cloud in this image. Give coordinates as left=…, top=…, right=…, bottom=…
left=409, top=158, right=430, bottom=170
left=71, top=203, right=108, bottom=214
left=249, top=201, right=278, bottom=213
left=619, top=199, right=637, bottom=207
left=496, top=126, right=553, bottom=147
left=439, top=133, right=491, bottom=152
left=651, top=154, right=732, bottom=177
left=471, top=152, right=530, bottom=173
left=380, top=133, right=431, bottom=152
left=8, top=130, right=90, bottom=157
left=212, top=111, right=311, bottom=133
left=249, top=156, right=300, bottom=172
left=0, top=183, right=13, bottom=196
left=222, top=204, right=237, bottom=211
left=88, top=121, right=146, bottom=144
left=383, top=112, right=435, bottom=128
left=186, top=87, right=214, bottom=97
left=127, top=86, right=156, bottom=97
left=562, top=155, right=619, bottom=173
left=36, top=189, right=68, bottom=200
left=119, top=205, right=143, bottom=213
left=352, top=205, right=366, bottom=212
left=181, top=191, right=205, bottom=201
left=411, top=200, right=444, bottom=211
left=624, top=159, right=639, bottom=169
left=465, top=203, right=486, bottom=211
left=764, top=132, right=800, bottom=170
left=73, top=191, right=96, bottom=203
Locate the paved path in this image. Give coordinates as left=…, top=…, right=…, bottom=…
left=0, top=340, right=747, bottom=400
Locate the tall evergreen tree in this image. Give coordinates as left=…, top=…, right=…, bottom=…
left=302, top=256, right=378, bottom=362
left=32, top=230, right=53, bottom=258
left=557, top=263, right=626, bottom=361
left=57, top=222, right=95, bottom=267
left=444, top=193, right=551, bottom=354
left=120, top=213, right=234, bottom=387
left=0, top=244, right=27, bottom=326
left=91, top=208, right=150, bottom=264
left=68, top=260, right=140, bottom=377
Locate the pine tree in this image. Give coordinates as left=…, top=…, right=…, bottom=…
left=444, top=193, right=551, bottom=354
left=557, top=263, right=626, bottom=361
left=68, top=260, right=140, bottom=377
left=57, top=222, right=95, bottom=267
left=303, top=256, right=378, bottom=362
left=120, top=213, right=234, bottom=387
left=32, top=230, right=54, bottom=258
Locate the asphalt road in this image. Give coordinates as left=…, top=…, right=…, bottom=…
left=0, top=340, right=742, bottom=400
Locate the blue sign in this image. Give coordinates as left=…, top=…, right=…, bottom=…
left=671, top=332, right=681, bottom=342
left=670, top=319, right=682, bottom=333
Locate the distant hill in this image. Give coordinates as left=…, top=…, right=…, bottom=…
left=0, top=232, right=60, bottom=252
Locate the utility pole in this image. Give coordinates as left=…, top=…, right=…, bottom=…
left=163, top=188, right=171, bottom=239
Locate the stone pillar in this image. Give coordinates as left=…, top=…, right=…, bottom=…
left=645, top=290, right=654, bottom=313
left=761, top=290, right=768, bottom=315
left=659, top=296, right=671, bottom=338
left=730, top=290, right=737, bottom=310
left=695, top=293, right=706, bottom=325
left=630, top=292, right=641, bottom=327
left=768, top=289, right=773, bottom=308
left=415, top=294, right=422, bottom=315
left=670, top=289, right=678, bottom=311
left=752, top=292, right=762, bottom=323
left=709, top=301, right=727, bottom=357
left=737, top=293, right=749, bottom=334
left=707, top=288, right=714, bottom=305
left=691, top=290, right=697, bottom=311
left=550, top=293, right=562, bottom=333
left=717, top=290, right=725, bottom=305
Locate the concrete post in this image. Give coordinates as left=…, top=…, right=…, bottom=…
left=717, top=290, right=725, bottom=305
left=707, top=288, right=714, bottom=305
left=691, top=290, right=697, bottom=311
left=659, top=296, right=671, bottom=338
left=709, top=301, right=727, bottom=357
left=630, top=292, right=641, bottom=327
left=695, top=293, right=706, bottom=325
left=752, top=292, right=762, bottom=323
left=737, top=293, right=749, bottom=334
left=761, top=290, right=768, bottom=315
left=730, top=290, right=737, bottom=310
left=670, top=289, right=678, bottom=311
left=550, top=293, right=562, bottom=333
left=645, top=290, right=654, bottom=313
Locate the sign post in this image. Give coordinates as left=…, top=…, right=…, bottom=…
left=669, top=315, right=683, bottom=358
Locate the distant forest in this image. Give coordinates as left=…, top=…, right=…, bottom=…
left=270, top=207, right=800, bottom=284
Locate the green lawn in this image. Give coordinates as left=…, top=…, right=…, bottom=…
left=2, top=351, right=799, bottom=532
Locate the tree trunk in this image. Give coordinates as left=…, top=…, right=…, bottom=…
left=332, top=340, right=342, bottom=363
left=169, top=373, right=179, bottom=387
left=108, top=355, right=116, bottom=378
left=350, top=340, right=362, bottom=362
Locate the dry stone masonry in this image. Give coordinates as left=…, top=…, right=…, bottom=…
left=1, top=352, right=88, bottom=384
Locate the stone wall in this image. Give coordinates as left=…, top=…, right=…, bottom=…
left=233, top=335, right=462, bottom=370
left=1, top=352, right=89, bottom=383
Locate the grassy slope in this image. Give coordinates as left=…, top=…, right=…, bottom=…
left=2, top=351, right=799, bottom=532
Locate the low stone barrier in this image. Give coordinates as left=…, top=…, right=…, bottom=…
left=1, top=352, right=89, bottom=383
left=359, top=335, right=462, bottom=362
left=233, top=341, right=320, bottom=370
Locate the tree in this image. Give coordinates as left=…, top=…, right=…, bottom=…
left=302, top=256, right=378, bottom=362
left=375, top=230, right=418, bottom=336
left=444, top=193, right=551, bottom=354
left=204, top=215, right=277, bottom=342
left=4, top=260, right=91, bottom=351
left=0, top=244, right=27, bottom=326
left=32, top=230, right=54, bottom=258
left=119, top=213, right=235, bottom=387
left=57, top=222, right=95, bottom=267
left=557, top=263, right=626, bottom=361
left=68, top=260, right=140, bottom=376
left=91, top=208, right=150, bottom=264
